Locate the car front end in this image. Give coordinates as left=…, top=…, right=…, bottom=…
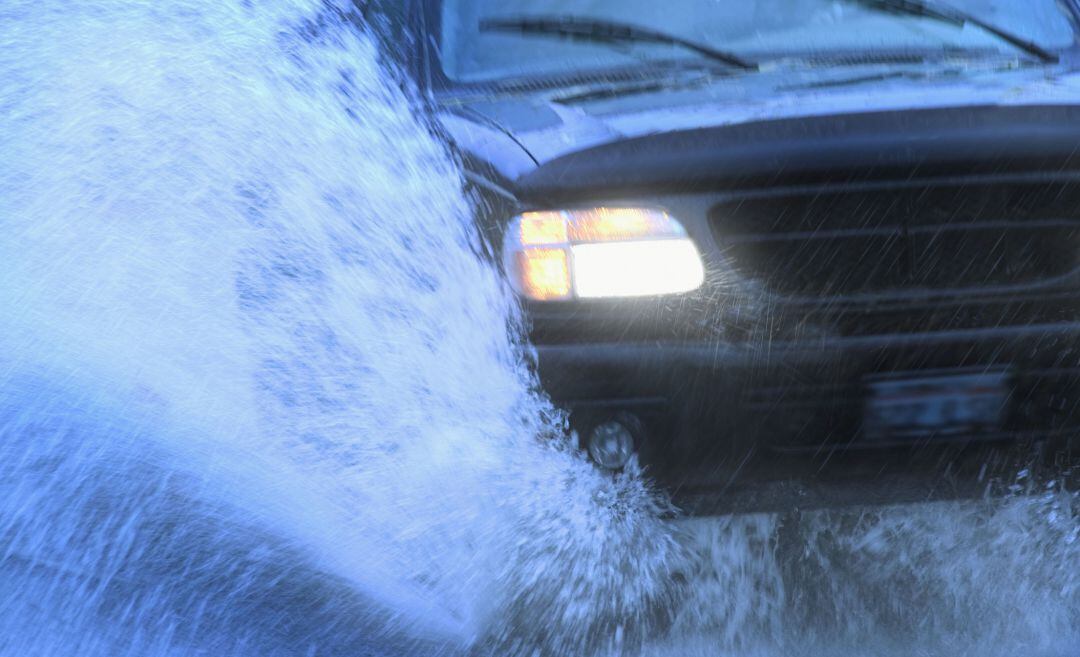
left=384, top=0, right=1080, bottom=509
left=511, top=106, right=1080, bottom=510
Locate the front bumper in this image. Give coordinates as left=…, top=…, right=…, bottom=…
left=536, top=321, right=1080, bottom=498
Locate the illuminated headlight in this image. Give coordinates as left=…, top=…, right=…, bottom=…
left=502, top=207, right=705, bottom=301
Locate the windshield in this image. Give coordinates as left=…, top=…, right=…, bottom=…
left=439, top=0, right=1077, bottom=83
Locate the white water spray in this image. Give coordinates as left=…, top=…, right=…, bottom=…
left=0, top=1, right=679, bottom=655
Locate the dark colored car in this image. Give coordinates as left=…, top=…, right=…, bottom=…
left=374, top=0, right=1080, bottom=511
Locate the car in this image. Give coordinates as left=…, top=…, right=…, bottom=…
left=371, top=0, right=1080, bottom=511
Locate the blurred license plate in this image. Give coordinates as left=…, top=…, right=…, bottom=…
left=863, top=370, right=1010, bottom=439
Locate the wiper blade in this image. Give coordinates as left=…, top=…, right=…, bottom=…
left=848, top=0, right=1058, bottom=63
left=478, top=15, right=758, bottom=71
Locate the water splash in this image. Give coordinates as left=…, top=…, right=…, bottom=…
left=651, top=490, right=1080, bottom=657
left=0, top=1, right=679, bottom=655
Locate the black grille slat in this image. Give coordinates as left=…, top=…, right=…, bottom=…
left=711, top=182, right=1080, bottom=296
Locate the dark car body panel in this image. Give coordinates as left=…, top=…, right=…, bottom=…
left=513, top=105, right=1080, bottom=200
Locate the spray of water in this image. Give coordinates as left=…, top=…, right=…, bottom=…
left=3, top=2, right=1080, bottom=656
left=0, top=1, right=681, bottom=655
left=653, top=488, right=1080, bottom=657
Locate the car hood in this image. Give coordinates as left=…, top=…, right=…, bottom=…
left=437, top=60, right=1080, bottom=183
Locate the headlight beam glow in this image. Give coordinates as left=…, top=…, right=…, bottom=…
left=503, top=208, right=705, bottom=301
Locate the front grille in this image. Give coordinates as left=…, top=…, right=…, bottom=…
left=711, top=181, right=1080, bottom=297
left=809, top=297, right=1080, bottom=337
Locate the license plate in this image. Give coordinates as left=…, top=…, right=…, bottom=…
left=863, top=370, right=1010, bottom=439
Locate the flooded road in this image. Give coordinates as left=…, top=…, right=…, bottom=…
left=0, top=1, right=1077, bottom=656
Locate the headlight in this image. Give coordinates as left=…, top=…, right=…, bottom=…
left=502, top=207, right=705, bottom=301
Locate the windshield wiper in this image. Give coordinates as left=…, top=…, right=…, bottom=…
left=478, top=15, right=758, bottom=71
left=848, top=0, right=1059, bottom=63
